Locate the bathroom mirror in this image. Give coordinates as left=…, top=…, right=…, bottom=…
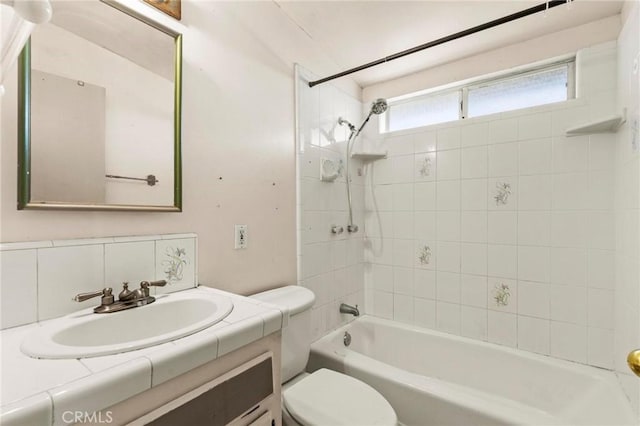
left=17, top=0, right=182, bottom=211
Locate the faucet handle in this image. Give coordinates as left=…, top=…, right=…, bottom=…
left=140, top=280, right=167, bottom=288
left=73, top=288, right=114, bottom=304
left=139, top=280, right=167, bottom=298
left=118, top=282, right=133, bottom=301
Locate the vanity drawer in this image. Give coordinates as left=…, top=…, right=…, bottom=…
left=130, top=352, right=274, bottom=426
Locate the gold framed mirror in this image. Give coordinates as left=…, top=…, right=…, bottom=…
left=17, top=0, right=182, bottom=212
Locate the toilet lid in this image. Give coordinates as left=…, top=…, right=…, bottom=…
left=283, top=369, right=397, bottom=426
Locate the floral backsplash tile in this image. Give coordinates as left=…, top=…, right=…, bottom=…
left=163, top=247, right=189, bottom=282
left=418, top=245, right=432, bottom=265
left=494, top=182, right=512, bottom=206
left=492, top=282, right=511, bottom=306
left=155, top=238, right=196, bottom=294
left=415, top=153, right=436, bottom=181
left=419, top=157, right=432, bottom=177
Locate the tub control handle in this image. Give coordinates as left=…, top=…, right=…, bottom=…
left=343, top=331, right=351, bottom=347
left=331, top=225, right=344, bottom=234
left=628, top=349, right=640, bottom=377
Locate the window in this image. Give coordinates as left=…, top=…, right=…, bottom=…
left=382, top=60, right=574, bottom=133
left=386, top=90, right=460, bottom=132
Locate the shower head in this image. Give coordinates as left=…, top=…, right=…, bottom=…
left=370, top=98, right=388, bottom=115
left=355, top=98, right=388, bottom=136
left=338, top=117, right=356, bottom=132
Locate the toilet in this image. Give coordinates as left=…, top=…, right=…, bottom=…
left=251, top=286, right=397, bottom=426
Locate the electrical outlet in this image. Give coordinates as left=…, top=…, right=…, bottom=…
left=234, top=225, right=247, bottom=249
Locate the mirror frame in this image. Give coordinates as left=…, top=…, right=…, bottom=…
left=17, top=0, right=183, bottom=212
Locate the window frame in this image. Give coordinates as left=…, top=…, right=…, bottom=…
left=382, top=58, right=576, bottom=133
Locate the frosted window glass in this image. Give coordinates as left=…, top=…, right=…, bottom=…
left=467, top=66, right=568, bottom=118
left=388, top=90, right=459, bottom=132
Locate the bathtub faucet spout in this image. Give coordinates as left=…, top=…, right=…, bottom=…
left=340, top=303, right=359, bottom=317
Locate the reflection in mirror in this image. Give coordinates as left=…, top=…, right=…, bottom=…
left=18, top=0, right=182, bottom=211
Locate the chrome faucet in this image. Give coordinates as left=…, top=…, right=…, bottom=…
left=73, top=280, right=167, bottom=314
left=339, top=303, right=359, bottom=317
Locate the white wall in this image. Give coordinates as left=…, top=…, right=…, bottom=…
left=614, top=0, right=640, bottom=418
left=362, top=41, right=620, bottom=371
left=296, top=65, right=366, bottom=341
left=0, top=0, right=359, bottom=296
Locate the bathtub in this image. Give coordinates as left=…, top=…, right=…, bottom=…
left=307, top=316, right=636, bottom=426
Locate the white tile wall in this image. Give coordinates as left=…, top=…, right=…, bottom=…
left=363, top=42, right=620, bottom=371
left=0, top=234, right=197, bottom=328
left=297, top=66, right=365, bottom=342
left=614, top=3, right=640, bottom=418
left=0, top=250, right=38, bottom=328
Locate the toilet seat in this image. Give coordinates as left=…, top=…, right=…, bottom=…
left=283, top=368, right=397, bottom=426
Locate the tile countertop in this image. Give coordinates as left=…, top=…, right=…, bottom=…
left=0, top=286, right=287, bottom=426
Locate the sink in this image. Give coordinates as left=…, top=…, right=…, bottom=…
left=21, top=291, right=233, bottom=359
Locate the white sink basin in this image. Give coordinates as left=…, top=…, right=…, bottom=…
left=21, top=291, right=233, bottom=359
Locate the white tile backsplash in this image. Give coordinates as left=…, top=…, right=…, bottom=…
left=0, top=250, right=38, bottom=329
left=460, top=122, right=488, bottom=147
left=488, top=142, right=518, bottom=177
left=461, top=146, right=488, bottom=179
left=0, top=234, right=197, bottom=328
left=552, top=136, right=589, bottom=173
left=414, top=182, right=436, bottom=210
left=488, top=117, right=518, bottom=144
left=413, top=297, right=436, bottom=329
left=487, top=211, right=517, bottom=245
left=461, top=306, right=487, bottom=341
left=437, top=127, right=461, bottom=151
left=550, top=321, right=588, bottom=363
left=517, top=280, right=550, bottom=319
left=436, top=301, right=461, bottom=334
left=461, top=274, right=487, bottom=308
left=461, top=179, right=488, bottom=210
left=436, top=149, right=461, bottom=180
left=105, top=241, right=155, bottom=290
left=518, top=112, right=552, bottom=140
left=38, top=244, right=105, bottom=321
left=488, top=311, right=517, bottom=347
left=519, top=138, right=552, bottom=175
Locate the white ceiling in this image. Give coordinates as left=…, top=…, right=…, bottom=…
left=275, top=0, right=624, bottom=87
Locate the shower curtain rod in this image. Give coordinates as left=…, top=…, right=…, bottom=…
left=308, top=0, right=570, bottom=88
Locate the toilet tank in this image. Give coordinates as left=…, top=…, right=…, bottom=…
left=251, top=286, right=315, bottom=383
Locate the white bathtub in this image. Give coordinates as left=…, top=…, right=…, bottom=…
left=308, top=316, right=636, bottom=426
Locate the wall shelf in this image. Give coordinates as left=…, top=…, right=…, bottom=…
left=565, top=111, right=626, bottom=136
left=351, top=151, right=388, bottom=161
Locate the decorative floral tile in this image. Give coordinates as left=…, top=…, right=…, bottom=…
left=493, top=282, right=511, bottom=306
left=155, top=238, right=196, bottom=294
left=489, top=178, right=516, bottom=211
left=415, top=242, right=435, bottom=269
left=494, top=182, right=512, bottom=206
left=488, top=279, right=517, bottom=313
left=415, top=153, right=436, bottom=181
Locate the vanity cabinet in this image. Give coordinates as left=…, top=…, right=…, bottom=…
left=91, top=333, right=282, bottom=426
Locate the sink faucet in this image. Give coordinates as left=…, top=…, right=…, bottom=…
left=339, top=303, right=359, bottom=317
left=73, top=280, right=167, bottom=314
